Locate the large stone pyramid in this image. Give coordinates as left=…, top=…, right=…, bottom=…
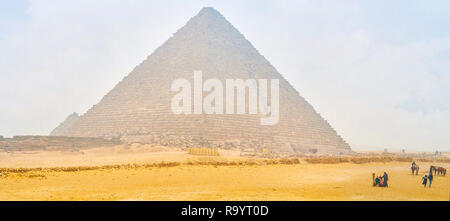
left=51, top=7, right=351, bottom=154
left=50, top=112, right=79, bottom=136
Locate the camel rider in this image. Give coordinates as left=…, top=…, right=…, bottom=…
left=412, top=161, right=416, bottom=167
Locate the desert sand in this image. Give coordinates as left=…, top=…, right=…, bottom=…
left=0, top=146, right=449, bottom=201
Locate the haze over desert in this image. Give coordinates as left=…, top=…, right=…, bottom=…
left=0, top=145, right=448, bottom=201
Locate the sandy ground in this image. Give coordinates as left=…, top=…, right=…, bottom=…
left=0, top=145, right=194, bottom=168
left=0, top=147, right=449, bottom=201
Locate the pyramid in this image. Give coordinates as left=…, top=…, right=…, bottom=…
left=50, top=112, right=79, bottom=136
left=51, top=7, right=351, bottom=154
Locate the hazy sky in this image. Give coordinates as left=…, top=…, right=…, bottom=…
left=1, top=0, right=449, bottom=151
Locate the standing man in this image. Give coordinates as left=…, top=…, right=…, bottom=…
left=428, top=172, right=433, bottom=188
left=372, top=173, right=376, bottom=186
left=383, top=172, right=389, bottom=187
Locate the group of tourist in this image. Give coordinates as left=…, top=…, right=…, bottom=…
left=372, top=162, right=444, bottom=188
left=421, top=173, right=433, bottom=188
left=421, top=163, right=435, bottom=188
left=372, top=172, right=389, bottom=187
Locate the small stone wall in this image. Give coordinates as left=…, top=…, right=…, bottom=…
left=0, top=136, right=122, bottom=151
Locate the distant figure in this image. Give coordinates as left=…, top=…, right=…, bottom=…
left=422, top=174, right=428, bottom=188
left=383, top=172, right=389, bottom=187
left=411, top=162, right=419, bottom=175
left=428, top=172, right=433, bottom=188
left=375, top=176, right=381, bottom=186
left=372, top=173, right=376, bottom=186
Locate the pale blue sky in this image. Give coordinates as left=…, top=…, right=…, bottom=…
left=1, top=0, right=449, bottom=151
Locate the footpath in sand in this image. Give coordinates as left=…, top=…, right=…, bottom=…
left=0, top=147, right=449, bottom=201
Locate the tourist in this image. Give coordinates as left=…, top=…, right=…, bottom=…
left=372, top=173, right=376, bottom=186
left=422, top=174, right=428, bottom=187
left=428, top=172, right=433, bottom=188
left=375, top=176, right=380, bottom=186
left=383, top=171, right=388, bottom=187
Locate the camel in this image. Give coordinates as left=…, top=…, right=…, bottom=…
left=430, top=165, right=438, bottom=175
left=437, top=167, right=446, bottom=176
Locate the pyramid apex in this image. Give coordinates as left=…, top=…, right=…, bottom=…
left=199, top=7, right=219, bottom=13
left=197, top=7, right=222, bottom=17
left=177, top=6, right=233, bottom=38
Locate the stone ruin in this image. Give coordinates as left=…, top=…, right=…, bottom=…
left=0, top=136, right=121, bottom=151
left=50, top=7, right=351, bottom=154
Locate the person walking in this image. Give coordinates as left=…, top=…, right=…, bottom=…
left=422, top=174, right=428, bottom=187
left=428, top=172, right=433, bottom=188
